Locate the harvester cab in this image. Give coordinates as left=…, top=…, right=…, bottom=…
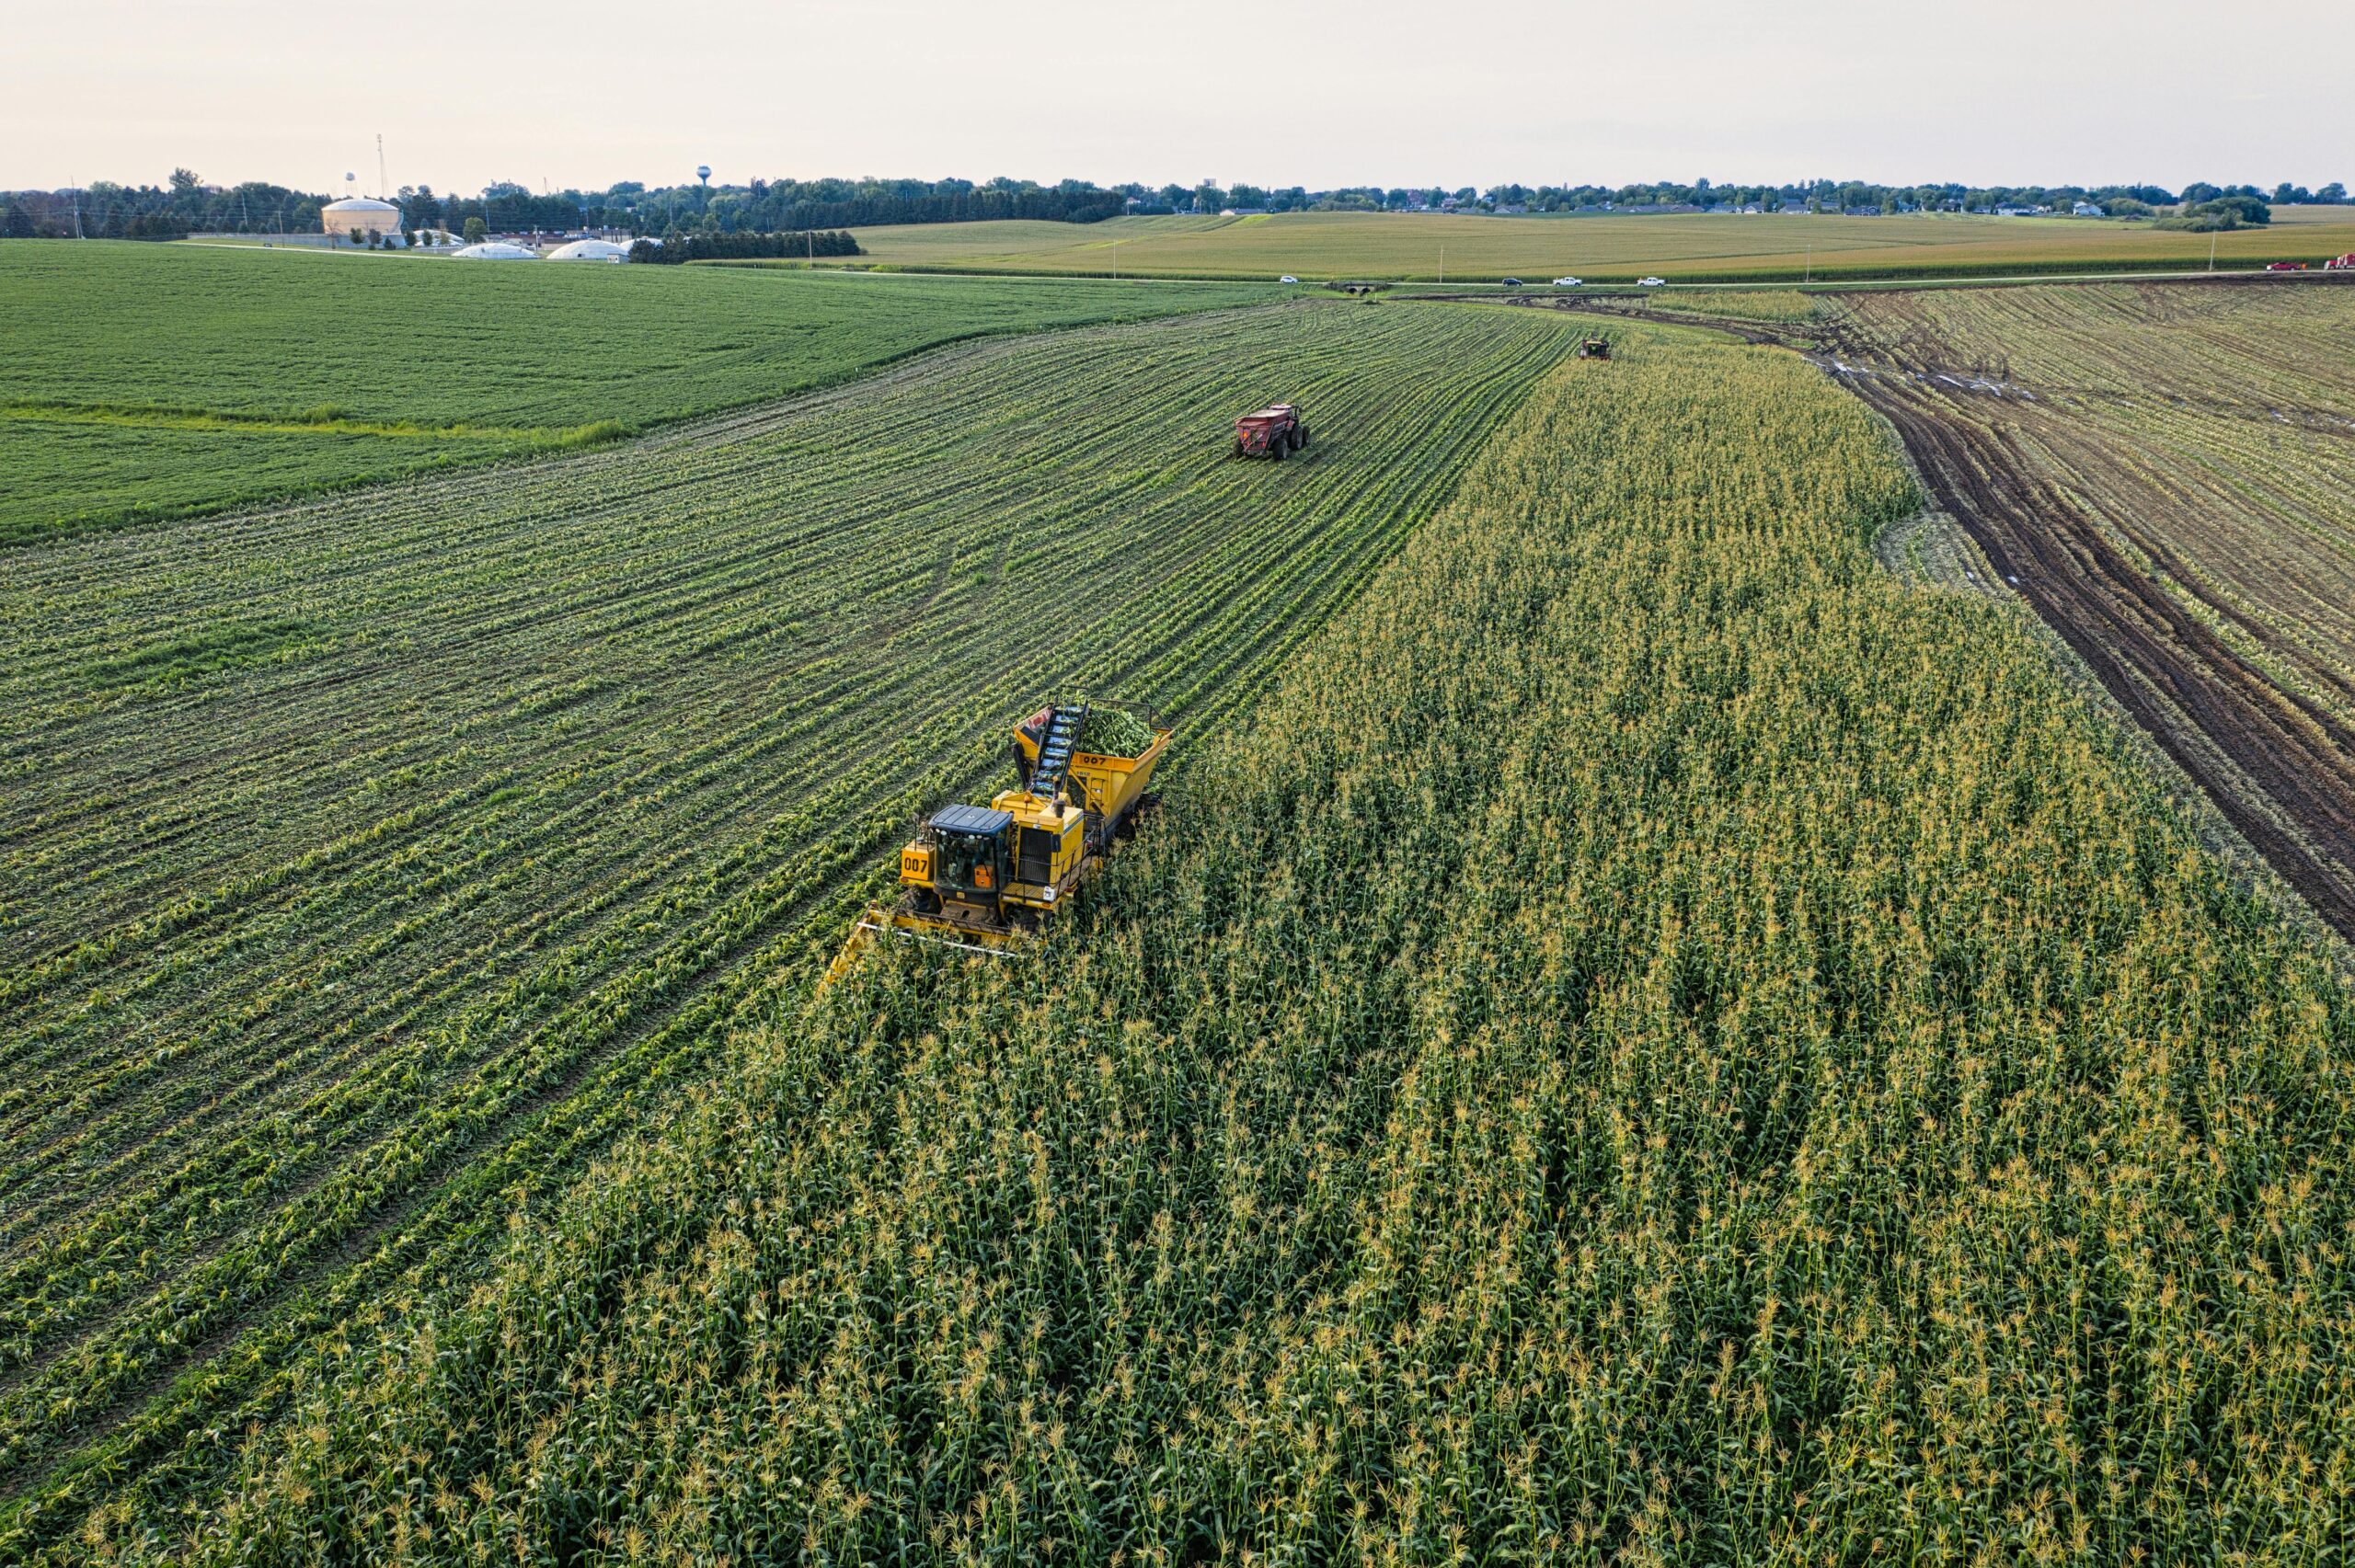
left=823, top=700, right=1173, bottom=987
left=1576, top=338, right=1611, bottom=360
left=902, top=786, right=1088, bottom=931
left=902, top=803, right=1016, bottom=918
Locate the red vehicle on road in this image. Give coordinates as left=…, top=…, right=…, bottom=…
left=2266, top=261, right=2308, bottom=271
left=1234, top=404, right=1307, bottom=460
left=2326, top=253, right=2355, bottom=270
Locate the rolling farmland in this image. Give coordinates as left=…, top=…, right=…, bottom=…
left=0, top=297, right=1581, bottom=1550
left=833, top=205, right=2355, bottom=283
left=143, top=326, right=2355, bottom=1563
left=0, top=244, right=1272, bottom=543
left=1821, top=280, right=2355, bottom=935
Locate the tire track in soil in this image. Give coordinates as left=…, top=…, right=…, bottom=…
left=1839, top=370, right=2355, bottom=940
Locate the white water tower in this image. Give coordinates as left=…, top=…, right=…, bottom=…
left=696, top=164, right=711, bottom=188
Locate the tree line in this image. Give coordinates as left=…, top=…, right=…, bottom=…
left=5, top=168, right=2348, bottom=244
left=626, top=230, right=861, bottom=263
left=1, top=169, right=324, bottom=240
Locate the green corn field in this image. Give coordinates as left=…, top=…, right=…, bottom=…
left=38, top=321, right=2347, bottom=1564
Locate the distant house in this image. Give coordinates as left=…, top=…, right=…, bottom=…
left=1439, top=196, right=1463, bottom=210
left=1494, top=204, right=1527, bottom=215
left=2071, top=200, right=2104, bottom=217
left=1993, top=203, right=2053, bottom=216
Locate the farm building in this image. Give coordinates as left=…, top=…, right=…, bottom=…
left=546, top=238, right=631, bottom=262
left=321, top=196, right=403, bottom=240
left=449, top=242, right=539, bottom=260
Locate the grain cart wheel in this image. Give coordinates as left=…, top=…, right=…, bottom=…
left=1297, top=426, right=1310, bottom=447
left=1112, top=792, right=1160, bottom=841
left=1234, top=439, right=1246, bottom=458
left=1269, top=434, right=1287, bottom=460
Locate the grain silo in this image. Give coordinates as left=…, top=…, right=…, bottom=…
left=322, top=196, right=403, bottom=242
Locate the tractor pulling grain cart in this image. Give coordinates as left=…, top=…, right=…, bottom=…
left=822, top=701, right=1172, bottom=986
left=1235, top=404, right=1308, bottom=459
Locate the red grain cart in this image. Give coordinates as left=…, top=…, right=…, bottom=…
left=1234, top=404, right=1308, bottom=460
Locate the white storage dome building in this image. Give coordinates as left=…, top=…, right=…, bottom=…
left=546, top=238, right=631, bottom=263
left=449, top=242, right=541, bottom=260
left=322, top=196, right=403, bottom=240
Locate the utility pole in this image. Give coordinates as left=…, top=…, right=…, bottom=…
left=2209, top=232, right=2218, bottom=273
left=1439, top=244, right=1443, bottom=286
left=1805, top=242, right=1811, bottom=285
left=376, top=133, right=388, bottom=200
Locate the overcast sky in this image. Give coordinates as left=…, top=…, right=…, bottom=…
left=6, top=0, right=2349, bottom=194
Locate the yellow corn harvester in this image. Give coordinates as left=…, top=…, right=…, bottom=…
left=822, top=701, right=1171, bottom=988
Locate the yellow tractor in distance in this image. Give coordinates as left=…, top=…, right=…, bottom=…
left=823, top=701, right=1172, bottom=985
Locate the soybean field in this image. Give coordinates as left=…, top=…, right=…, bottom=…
left=0, top=297, right=1577, bottom=1548
left=141, top=325, right=2355, bottom=1563
left=0, top=243, right=1272, bottom=544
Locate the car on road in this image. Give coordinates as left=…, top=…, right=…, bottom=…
left=2264, top=261, right=2306, bottom=272
left=1637, top=277, right=1666, bottom=288
left=1279, top=275, right=1299, bottom=283
left=1500, top=277, right=1524, bottom=287
left=1554, top=276, right=1582, bottom=287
